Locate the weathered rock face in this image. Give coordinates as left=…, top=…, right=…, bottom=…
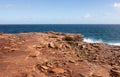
left=0, top=32, right=120, bottom=77
left=63, top=34, right=84, bottom=41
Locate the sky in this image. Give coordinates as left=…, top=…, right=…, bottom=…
left=0, top=0, right=120, bottom=24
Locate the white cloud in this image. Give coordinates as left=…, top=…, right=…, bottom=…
left=83, top=13, right=92, bottom=18
left=113, top=2, right=120, bottom=8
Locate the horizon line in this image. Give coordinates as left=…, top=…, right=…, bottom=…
left=0, top=24, right=120, bottom=25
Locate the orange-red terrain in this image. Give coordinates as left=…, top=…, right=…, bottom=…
left=0, top=32, right=120, bottom=77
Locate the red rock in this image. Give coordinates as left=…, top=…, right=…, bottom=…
left=0, top=32, right=119, bottom=77
left=49, top=42, right=56, bottom=48
left=63, top=34, right=83, bottom=41
left=41, top=66, right=49, bottom=70
left=51, top=68, right=65, bottom=74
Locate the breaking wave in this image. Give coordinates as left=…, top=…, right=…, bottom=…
left=107, top=43, right=120, bottom=46
left=83, top=38, right=120, bottom=46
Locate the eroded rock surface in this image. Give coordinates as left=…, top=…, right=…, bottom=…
left=0, top=32, right=120, bottom=77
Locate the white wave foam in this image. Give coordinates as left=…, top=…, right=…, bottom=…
left=107, top=43, right=120, bottom=46
left=83, top=38, right=120, bottom=46
left=83, top=38, right=103, bottom=43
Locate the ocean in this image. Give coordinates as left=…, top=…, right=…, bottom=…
left=0, top=24, right=120, bottom=46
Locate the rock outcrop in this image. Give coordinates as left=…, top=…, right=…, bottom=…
left=0, top=32, right=120, bottom=77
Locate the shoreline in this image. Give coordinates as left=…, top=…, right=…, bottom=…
left=1, top=31, right=120, bottom=46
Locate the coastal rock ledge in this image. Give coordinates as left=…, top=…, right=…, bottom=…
left=0, top=32, right=120, bottom=77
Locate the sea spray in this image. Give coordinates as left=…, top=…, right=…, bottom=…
left=83, top=38, right=120, bottom=46
left=83, top=38, right=103, bottom=43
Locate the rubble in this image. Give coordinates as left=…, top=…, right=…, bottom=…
left=0, top=32, right=120, bottom=77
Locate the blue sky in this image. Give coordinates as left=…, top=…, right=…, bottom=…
left=0, top=0, right=120, bottom=24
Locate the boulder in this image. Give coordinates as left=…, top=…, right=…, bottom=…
left=63, top=34, right=84, bottom=41
left=50, top=68, right=65, bottom=74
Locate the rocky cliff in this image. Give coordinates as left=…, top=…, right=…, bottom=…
left=0, top=32, right=120, bottom=77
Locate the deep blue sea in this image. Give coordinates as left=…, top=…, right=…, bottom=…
left=0, top=24, right=120, bottom=46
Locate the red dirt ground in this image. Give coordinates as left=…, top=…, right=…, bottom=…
left=0, top=32, right=120, bottom=77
